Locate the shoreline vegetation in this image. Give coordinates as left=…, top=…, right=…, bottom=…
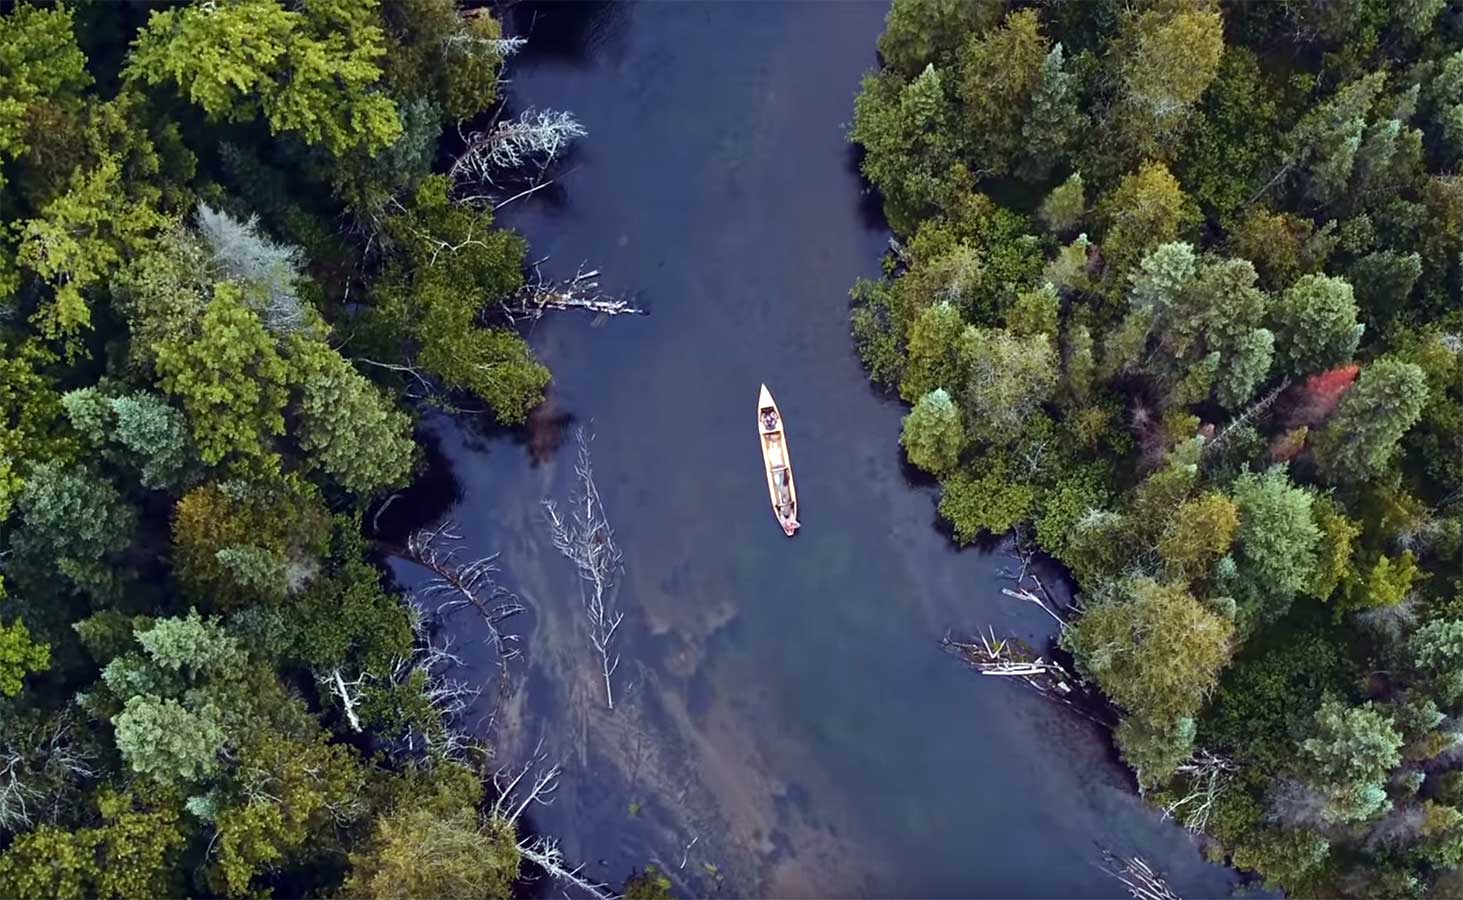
left=852, top=0, right=1463, bottom=896
left=0, top=2, right=664, bottom=898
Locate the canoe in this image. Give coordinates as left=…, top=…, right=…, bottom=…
left=758, top=384, right=800, bottom=536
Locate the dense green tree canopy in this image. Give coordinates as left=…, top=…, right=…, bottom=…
left=0, top=3, right=570, bottom=896
left=853, top=0, right=1463, bottom=891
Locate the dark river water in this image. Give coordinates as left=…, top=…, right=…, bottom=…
left=388, top=2, right=1241, bottom=896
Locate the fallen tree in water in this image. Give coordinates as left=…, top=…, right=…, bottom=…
left=504, top=261, right=645, bottom=323
left=1098, top=850, right=1183, bottom=900
left=544, top=428, right=627, bottom=710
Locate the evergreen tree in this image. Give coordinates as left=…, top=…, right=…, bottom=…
left=876, top=0, right=1004, bottom=79
left=1270, top=274, right=1363, bottom=376
left=901, top=388, right=965, bottom=476
left=1018, top=43, right=1082, bottom=181
left=1313, top=358, right=1429, bottom=484
left=1287, top=72, right=1386, bottom=207
left=1039, top=172, right=1085, bottom=235
left=956, top=9, right=1050, bottom=178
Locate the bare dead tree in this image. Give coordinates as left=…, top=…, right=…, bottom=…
left=316, top=634, right=482, bottom=760
left=1161, top=751, right=1237, bottom=834
left=450, top=109, right=586, bottom=186
left=0, top=711, right=101, bottom=829
left=0, top=751, right=43, bottom=831
left=1098, top=851, right=1183, bottom=900
left=543, top=429, right=625, bottom=710
left=398, top=520, right=526, bottom=677
left=503, top=261, right=645, bottom=323
left=37, top=712, right=99, bottom=824
left=385, top=637, right=484, bottom=762
left=518, top=835, right=618, bottom=900
left=1202, top=377, right=1292, bottom=458
left=491, top=742, right=616, bottom=900
left=491, top=739, right=563, bottom=824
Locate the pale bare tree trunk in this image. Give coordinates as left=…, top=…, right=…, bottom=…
left=1099, top=851, right=1183, bottom=900
left=491, top=742, right=617, bottom=899
left=398, top=520, right=527, bottom=677
left=543, top=429, right=626, bottom=710
left=504, top=261, right=644, bottom=323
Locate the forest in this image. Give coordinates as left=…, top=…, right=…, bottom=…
left=852, top=0, right=1463, bottom=896
left=0, top=1, right=682, bottom=897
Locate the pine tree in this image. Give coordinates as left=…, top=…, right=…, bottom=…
left=1313, top=358, right=1429, bottom=484
left=1271, top=274, right=1363, bottom=376
left=956, top=9, right=1050, bottom=177
left=900, top=388, right=965, bottom=475
left=1287, top=72, right=1386, bottom=207
left=1019, top=44, right=1082, bottom=181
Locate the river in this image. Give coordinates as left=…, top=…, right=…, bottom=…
left=387, top=2, right=1241, bottom=896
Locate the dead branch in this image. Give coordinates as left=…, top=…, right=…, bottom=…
left=518, top=834, right=618, bottom=900
left=941, top=627, right=1112, bottom=726
left=504, top=261, right=644, bottom=324
left=489, top=743, right=614, bottom=899
left=351, top=356, right=438, bottom=401
left=444, top=33, right=527, bottom=58
left=1098, top=851, right=1183, bottom=900
left=1001, top=587, right=1067, bottom=629
left=887, top=236, right=912, bottom=267
left=942, top=627, right=1077, bottom=694
left=493, top=176, right=560, bottom=210
left=998, top=527, right=1066, bottom=622
left=450, top=109, right=586, bottom=186
left=1161, top=751, right=1237, bottom=834
left=680, top=835, right=700, bottom=870
left=399, top=521, right=527, bottom=677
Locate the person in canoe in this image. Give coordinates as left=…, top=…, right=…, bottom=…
left=765, top=435, right=800, bottom=531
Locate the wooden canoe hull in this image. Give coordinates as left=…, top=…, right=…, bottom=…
left=758, top=384, right=799, bottom=536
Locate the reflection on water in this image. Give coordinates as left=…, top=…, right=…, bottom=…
left=387, top=2, right=1241, bottom=897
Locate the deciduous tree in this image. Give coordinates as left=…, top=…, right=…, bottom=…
left=1096, top=163, right=1199, bottom=276
left=155, top=284, right=290, bottom=468
left=345, top=806, right=519, bottom=900
left=126, top=0, right=403, bottom=158
left=1039, top=172, right=1085, bottom=235
left=956, top=326, right=1058, bottom=443
left=1064, top=576, right=1234, bottom=725
left=876, top=0, right=1003, bottom=79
